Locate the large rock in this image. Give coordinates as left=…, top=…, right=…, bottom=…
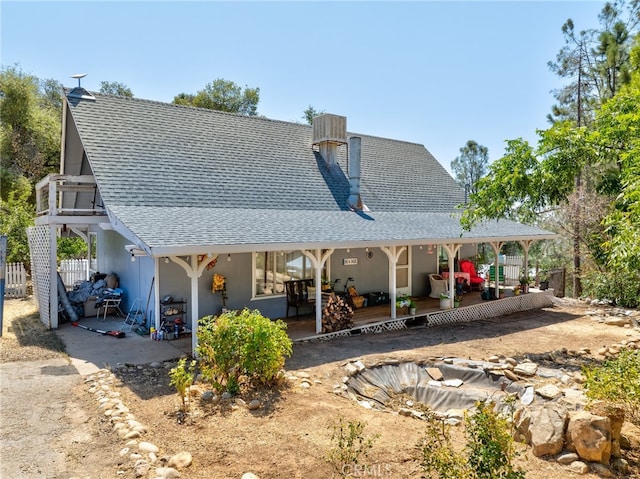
left=515, top=405, right=568, bottom=457
left=590, top=403, right=625, bottom=458
left=565, top=411, right=612, bottom=464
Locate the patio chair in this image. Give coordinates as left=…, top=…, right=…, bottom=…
left=428, top=274, right=449, bottom=299
left=459, top=259, right=484, bottom=291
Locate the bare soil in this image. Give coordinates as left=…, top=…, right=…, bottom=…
left=2, top=296, right=640, bottom=479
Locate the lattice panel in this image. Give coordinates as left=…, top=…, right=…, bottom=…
left=427, top=292, right=554, bottom=327
left=360, top=318, right=408, bottom=334
left=27, top=225, right=51, bottom=328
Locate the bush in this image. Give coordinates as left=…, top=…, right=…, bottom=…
left=465, top=401, right=525, bottom=479
left=583, top=349, right=640, bottom=425
left=582, top=270, right=640, bottom=308
left=325, top=417, right=379, bottom=477
left=418, top=401, right=525, bottom=479
left=417, top=411, right=467, bottom=479
left=196, top=308, right=292, bottom=394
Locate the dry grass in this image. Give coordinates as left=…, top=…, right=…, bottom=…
left=0, top=297, right=67, bottom=362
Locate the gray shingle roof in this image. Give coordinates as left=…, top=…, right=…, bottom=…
left=67, top=93, right=556, bottom=254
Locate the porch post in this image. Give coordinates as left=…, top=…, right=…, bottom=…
left=489, top=242, right=504, bottom=298
left=189, top=255, right=199, bottom=356
left=169, top=254, right=217, bottom=357
left=380, top=246, right=405, bottom=319
left=519, top=240, right=534, bottom=281
left=302, top=248, right=334, bottom=334
left=441, top=244, right=461, bottom=309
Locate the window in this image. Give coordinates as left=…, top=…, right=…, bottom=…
left=254, top=251, right=313, bottom=297
left=396, top=246, right=411, bottom=295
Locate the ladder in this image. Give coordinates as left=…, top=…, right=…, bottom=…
left=121, top=298, right=144, bottom=332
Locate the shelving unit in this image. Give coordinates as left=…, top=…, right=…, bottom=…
left=160, top=299, right=187, bottom=339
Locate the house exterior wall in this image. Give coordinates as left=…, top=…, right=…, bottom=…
left=97, top=229, right=154, bottom=320
left=411, top=245, right=439, bottom=296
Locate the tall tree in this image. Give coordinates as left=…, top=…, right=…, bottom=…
left=450, top=140, right=488, bottom=196
left=99, top=81, right=134, bottom=97
left=0, top=65, right=61, bottom=186
left=173, top=78, right=260, bottom=116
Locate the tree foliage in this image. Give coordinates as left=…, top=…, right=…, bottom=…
left=99, top=81, right=133, bottom=97
left=0, top=65, right=61, bottom=184
left=0, top=175, right=35, bottom=267
left=450, top=140, right=489, bottom=195
left=173, top=78, right=260, bottom=116
left=303, top=105, right=326, bottom=125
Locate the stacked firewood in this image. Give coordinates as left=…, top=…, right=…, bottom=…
left=322, top=294, right=354, bottom=333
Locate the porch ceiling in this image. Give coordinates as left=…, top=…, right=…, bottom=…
left=107, top=205, right=558, bottom=257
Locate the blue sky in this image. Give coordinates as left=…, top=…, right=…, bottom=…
left=2, top=1, right=606, bottom=173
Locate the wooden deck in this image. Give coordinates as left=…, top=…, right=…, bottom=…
left=281, top=289, right=544, bottom=341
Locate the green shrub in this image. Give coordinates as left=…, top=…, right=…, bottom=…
left=418, top=402, right=525, bottom=479
left=196, top=308, right=292, bottom=394
left=582, top=270, right=640, bottom=308
left=325, top=417, right=379, bottom=477
left=417, top=411, right=467, bottom=479
left=168, top=358, right=197, bottom=411
left=465, top=401, right=525, bottom=479
left=583, top=349, right=640, bottom=425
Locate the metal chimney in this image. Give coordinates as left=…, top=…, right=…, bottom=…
left=347, top=136, right=363, bottom=210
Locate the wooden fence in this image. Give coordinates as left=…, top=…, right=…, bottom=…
left=59, top=259, right=89, bottom=289
left=4, top=262, right=27, bottom=298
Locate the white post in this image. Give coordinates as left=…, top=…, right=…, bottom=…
left=441, top=244, right=462, bottom=308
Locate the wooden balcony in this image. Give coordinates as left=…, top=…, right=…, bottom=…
left=35, top=174, right=107, bottom=224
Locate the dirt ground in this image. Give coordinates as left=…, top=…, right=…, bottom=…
left=2, top=296, right=640, bottom=479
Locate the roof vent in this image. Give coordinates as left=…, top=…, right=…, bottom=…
left=67, top=73, right=95, bottom=101
left=312, top=114, right=347, bottom=166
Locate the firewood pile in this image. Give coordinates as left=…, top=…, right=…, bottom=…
left=321, top=294, right=354, bottom=333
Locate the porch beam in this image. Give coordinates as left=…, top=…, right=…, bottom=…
left=519, top=239, right=534, bottom=281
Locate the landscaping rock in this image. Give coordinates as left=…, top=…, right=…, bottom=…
left=167, top=451, right=192, bottom=469
left=565, top=411, right=611, bottom=464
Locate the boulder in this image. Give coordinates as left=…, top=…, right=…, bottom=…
left=565, top=411, right=611, bottom=464
left=514, top=404, right=567, bottom=457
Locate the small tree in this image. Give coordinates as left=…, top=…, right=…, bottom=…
left=325, top=417, right=379, bottom=477
left=169, top=358, right=197, bottom=412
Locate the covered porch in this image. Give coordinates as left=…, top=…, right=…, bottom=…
left=283, top=289, right=555, bottom=342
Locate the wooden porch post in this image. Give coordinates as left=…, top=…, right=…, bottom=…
left=519, top=240, right=534, bottom=281
left=169, top=254, right=217, bottom=357
left=488, top=242, right=504, bottom=298
left=302, top=248, right=334, bottom=334
left=441, top=243, right=461, bottom=308
left=380, top=246, right=406, bottom=319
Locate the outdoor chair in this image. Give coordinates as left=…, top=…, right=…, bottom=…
left=428, top=274, right=449, bottom=299
left=459, top=260, right=484, bottom=291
